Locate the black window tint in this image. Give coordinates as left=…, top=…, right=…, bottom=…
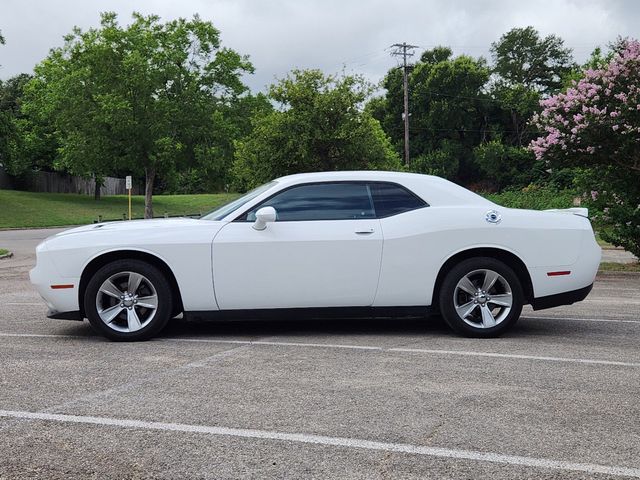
left=249, top=183, right=375, bottom=221
left=370, top=183, right=426, bottom=217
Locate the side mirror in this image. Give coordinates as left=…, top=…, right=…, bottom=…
left=253, top=206, right=277, bottom=230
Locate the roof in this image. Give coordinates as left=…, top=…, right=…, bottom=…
left=276, top=170, right=425, bottom=181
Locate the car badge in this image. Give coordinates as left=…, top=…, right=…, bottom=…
left=485, top=210, right=501, bottom=224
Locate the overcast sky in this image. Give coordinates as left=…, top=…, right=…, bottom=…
left=1, top=0, right=639, bottom=92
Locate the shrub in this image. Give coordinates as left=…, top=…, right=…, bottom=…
left=473, top=141, right=540, bottom=190
left=484, top=185, right=576, bottom=210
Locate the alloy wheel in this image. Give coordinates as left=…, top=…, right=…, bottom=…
left=453, top=268, right=513, bottom=329
left=96, top=271, right=158, bottom=333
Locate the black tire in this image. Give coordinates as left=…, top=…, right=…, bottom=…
left=84, top=259, right=173, bottom=341
left=438, top=257, right=523, bottom=338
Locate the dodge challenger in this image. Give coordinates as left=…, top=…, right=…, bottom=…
left=30, top=171, right=601, bottom=341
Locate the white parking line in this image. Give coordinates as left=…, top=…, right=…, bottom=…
left=523, top=316, right=640, bottom=325
left=585, top=298, right=640, bottom=305
left=173, top=338, right=384, bottom=351
left=0, top=332, right=87, bottom=339
left=166, top=338, right=640, bottom=367
left=5, top=303, right=44, bottom=306
left=0, top=409, right=638, bottom=478
left=0, top=332, right=638, bottom=368
left=390, top=347, right=640, bottom=367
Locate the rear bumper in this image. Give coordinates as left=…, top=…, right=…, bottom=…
left=528, top=230, right=601, bottom=299
left=531, top=283, right=593, bottom=310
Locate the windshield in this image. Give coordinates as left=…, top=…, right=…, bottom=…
left=200, top=181, right=277, bottom=221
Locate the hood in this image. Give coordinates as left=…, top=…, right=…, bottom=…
left=51, top=217, right=209, bottom=238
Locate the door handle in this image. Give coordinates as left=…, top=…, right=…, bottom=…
left=355, top=229, right=375, bottom=235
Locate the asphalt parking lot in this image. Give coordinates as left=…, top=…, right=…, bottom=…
left=1, top=228, right=639, bottom=479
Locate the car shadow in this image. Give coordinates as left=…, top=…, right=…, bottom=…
left=53, top=313, right=565, bottom=341
left=161, top=314, right=451, bottom=338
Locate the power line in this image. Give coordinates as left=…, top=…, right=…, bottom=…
left=390, top=42, right=418, bottom=166
left=419, top=89, right=508, bottom=105
left=385, top=125, right=543, bottom=135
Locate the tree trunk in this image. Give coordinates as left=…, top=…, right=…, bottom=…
left=94, top=177, right=101, bottom=201
left=144, top=168, right=155, bottom=219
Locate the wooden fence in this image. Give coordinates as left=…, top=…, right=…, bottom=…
left=0, top=168, right=141, bottom=195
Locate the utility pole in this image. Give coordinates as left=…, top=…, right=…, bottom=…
left=390, top=42, right=418, bottom=166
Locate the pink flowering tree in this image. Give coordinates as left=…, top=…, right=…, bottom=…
left=530, top=39, right=640, bottom=258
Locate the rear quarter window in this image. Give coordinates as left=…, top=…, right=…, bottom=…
left=369, top=182, right=427, bottom=218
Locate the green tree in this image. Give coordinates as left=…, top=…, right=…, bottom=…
left=489, top=27, right=574, bottom=151
left=411, top=140, right=460, bottom=180
left=372, top=48, right=490, bottom=183
left=166, top=93, right=272, bottom=194
left=232, top=69, right=401, bottom=190
left=0, top=74, right=31, bottom=113
left=371, top=32, right=576, bottom=190
left=491, top=26, right=574, bottom=94
left=0, top=110, right=16, bottom=174
left=0, top=31, right=12, bottom=173
left=473, top=140, right=538, bottom=189
left=488, top=83, right=540, bottom=147
left=370, top=67, right=405, bottom=154
left=420, top=46, right=454, bottom=65
left=411, top=53, right=490, bottom=153
left=23, top=12, right=252, bottom=215
left=0, top=75, right=54, bottom=178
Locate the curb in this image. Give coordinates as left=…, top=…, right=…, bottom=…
left=0, top=225, right=81, bottom=232
left=596, top=270, right=640, bottom=277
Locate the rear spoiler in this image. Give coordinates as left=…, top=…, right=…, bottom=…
left=544, top=207, right=589, bottom=218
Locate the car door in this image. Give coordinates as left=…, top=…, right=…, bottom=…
left=212, top=182, right=383, bottom=310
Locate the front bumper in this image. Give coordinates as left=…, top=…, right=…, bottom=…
left=47, top=309, right=83, bottom=321
left=30, top=242, right=81, bottom=319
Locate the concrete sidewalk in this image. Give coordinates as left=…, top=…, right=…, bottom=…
left=601, top=247, right=638, bottom=264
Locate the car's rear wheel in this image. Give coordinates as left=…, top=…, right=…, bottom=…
left=438, top=257, right=523, bottom=337
left=84, top=259, right=173, bottom=341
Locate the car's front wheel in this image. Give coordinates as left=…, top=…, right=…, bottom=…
left=438, top=257, right=523, bottom=337
left=84, top=259, right=173, bottom=341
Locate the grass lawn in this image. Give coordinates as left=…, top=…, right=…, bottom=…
left=0, top=248, right=8, bottom=256
left=598, top=262, right=640, bottom=272
left=0, top=189, right=240, bottom=228
left=596, top=236, right=613, bottom=248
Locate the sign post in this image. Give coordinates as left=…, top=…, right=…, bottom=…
left=125, top=176, right=132, bottom=220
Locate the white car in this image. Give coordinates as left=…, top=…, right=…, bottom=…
left=30, top=171, right=601, bottom=341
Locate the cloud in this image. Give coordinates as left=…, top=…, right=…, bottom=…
left=1, top=0, right=638, bottom=92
